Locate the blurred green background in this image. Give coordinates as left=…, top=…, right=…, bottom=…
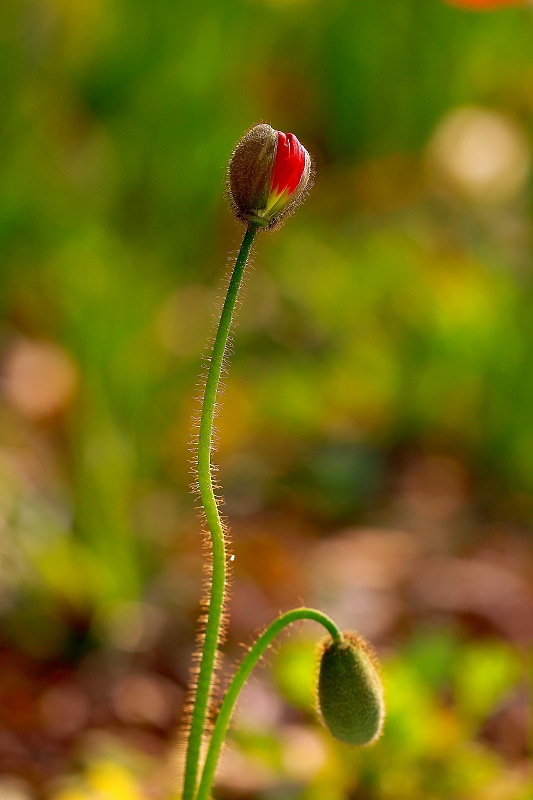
left=0, top=0, right=532, bottom=798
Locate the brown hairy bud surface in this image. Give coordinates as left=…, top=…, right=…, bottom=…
left=228, top=123, right=278, bottom=223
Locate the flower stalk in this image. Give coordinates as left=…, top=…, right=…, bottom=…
left=181, top=222, right=258, bottom=800
left=196, top=609, right=341, bottom=800
left=178, top=123, right=383, bottom=800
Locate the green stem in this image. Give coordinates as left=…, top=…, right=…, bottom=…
left=181, top=223, right=258, bottom=800
left=196, top=608, right=342, bottom=800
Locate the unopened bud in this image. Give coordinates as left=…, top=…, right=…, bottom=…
left=228, top=123, right=312, bottom=230
left=317, top=632, right=385, bottom=747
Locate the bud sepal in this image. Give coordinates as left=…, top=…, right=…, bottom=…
left=317, top=632, right=385, bottom=747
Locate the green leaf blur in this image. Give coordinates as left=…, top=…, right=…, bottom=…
left=0, top=0, right=531, bottom=798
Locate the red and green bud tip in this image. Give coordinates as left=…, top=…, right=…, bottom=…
left=228, top=123, right=312, bottom=230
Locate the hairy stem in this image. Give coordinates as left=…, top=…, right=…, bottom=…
left=181, top=223, right=258, bottom=800
left=196, top=608, right=342, bottom=800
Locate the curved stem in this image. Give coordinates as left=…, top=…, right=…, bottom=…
left=181, top=223, right=258, bottom=800
left=196, top=608, right=342, bottom=800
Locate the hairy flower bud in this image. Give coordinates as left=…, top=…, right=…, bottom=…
left=317, top=633, right=385, bottom=747
left=228, top=123, right=312, bottom=230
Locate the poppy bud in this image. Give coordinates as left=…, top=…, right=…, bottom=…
left=228, top=123, right=312, bottom=230
left=317, top=632, right=385, bottom=747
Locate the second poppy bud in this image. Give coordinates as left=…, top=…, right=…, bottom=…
left=316, top=632, right=385, bottom=747
left=228, top=123, right=311, bottom=230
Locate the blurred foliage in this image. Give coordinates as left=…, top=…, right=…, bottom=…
left=0, top=0, right=533, bottom=797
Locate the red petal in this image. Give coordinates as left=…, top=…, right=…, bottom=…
left=270, top=132, right=307, bottom=196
